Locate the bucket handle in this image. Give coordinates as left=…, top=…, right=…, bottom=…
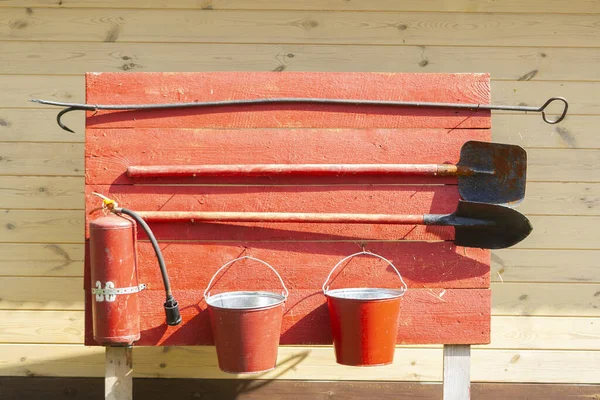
left=204, top=255, right=289, bottom=300
left=322, top=251, right=408, bottom=294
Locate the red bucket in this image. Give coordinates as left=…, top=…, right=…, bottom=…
left=204, top=256, right=289, bottom=374
left=323, top=251, right=407, bottom=366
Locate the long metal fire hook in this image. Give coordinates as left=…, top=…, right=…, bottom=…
left=30, top=96, right=568, bottom=133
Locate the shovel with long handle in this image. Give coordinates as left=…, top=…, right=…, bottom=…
left=125, top=141, right=527, bottom=206
left=113, top=200, right=532, bottom=249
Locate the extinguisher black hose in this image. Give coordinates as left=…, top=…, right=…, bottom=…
left=118, top=207, right=182, bottom=326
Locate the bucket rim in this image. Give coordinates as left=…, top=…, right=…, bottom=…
left=324, top=287, right=406, bottom=301
left=206, top=290, right=286, bottom=310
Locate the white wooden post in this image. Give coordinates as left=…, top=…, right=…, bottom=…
left=105, top=346, right=133, bottom=400
left=443, top=344, right=471, bottom=400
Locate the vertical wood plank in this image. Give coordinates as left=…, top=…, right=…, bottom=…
left=105, top=347, right=133, bottom=400
left=443, top=345, right=471, bottom=400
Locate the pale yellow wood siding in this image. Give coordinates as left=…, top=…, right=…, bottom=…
left=0, top=1, right=598, bottom=383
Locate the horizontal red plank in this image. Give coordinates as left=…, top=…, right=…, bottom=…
left=85, top=185, right=459, bottom=215
left=85, top=72, right=491, bottom=129
left=85, top=185, right=459, bottom=241
left=84, top=288, right=490, bottom=346
left=86, top=128, right=490, bottom=185
left=102, top=222, right=453, bottom=244
left=83, top=241, right=489, bottom=290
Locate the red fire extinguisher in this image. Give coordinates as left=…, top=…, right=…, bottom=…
left=89, top=194, right=181, bottom=346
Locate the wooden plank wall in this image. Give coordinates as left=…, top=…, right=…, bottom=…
left=0, top=0, right=599, bottom=384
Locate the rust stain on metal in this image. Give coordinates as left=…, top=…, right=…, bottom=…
left=453, top=165, right=473, bottom=176
left=457, top=141, right=526, bottom=206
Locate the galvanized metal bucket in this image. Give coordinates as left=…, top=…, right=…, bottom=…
left=323, top=251, right=407, bottom=367
left=204, top=256, right=289, bottom=374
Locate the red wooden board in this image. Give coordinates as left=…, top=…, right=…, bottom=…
left=84, top=288, right=490, bottom=346
left=85, top=72, right=490, bottom=130
left=83, top=242, right=490, bottom=290
left=84, top=72, right=492, bottom=346
left=85, top=185, right=458, bottom=241
left=86, top=128, right=490, bottom=185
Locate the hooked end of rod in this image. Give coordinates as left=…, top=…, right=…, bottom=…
left=57, top=107, right=77, bottom=133
left=29, top=99, right=79, bottom=133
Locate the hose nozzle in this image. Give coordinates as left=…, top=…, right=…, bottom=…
left=164, top=297, right=182, bottom=326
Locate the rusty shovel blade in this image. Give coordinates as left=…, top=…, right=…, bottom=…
left=457, top=141, right=527, bottom=207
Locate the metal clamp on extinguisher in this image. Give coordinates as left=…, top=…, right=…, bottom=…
left=89, top=193, right=181, bottom=346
